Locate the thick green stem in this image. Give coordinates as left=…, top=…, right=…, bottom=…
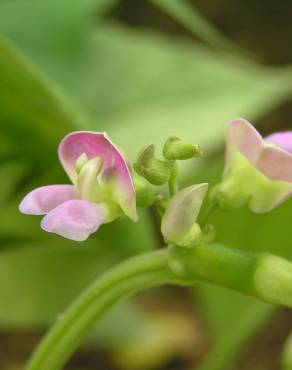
left=25, top=244, right=292, bottom=370
left=25, top=250, right=176, bottom=370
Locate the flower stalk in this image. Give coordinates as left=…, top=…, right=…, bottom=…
left=26, top=244, right=292, bottom=370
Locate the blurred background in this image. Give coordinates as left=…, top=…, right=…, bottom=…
left=0, top=0, right=292, bottom=369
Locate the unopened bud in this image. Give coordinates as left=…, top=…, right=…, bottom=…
left=134, top=145, right=172, bottom=185
left=163, top=136, right=201, bottom=160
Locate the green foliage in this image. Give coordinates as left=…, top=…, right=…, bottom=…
left=149, top=0, right=246, bottom=55
left=0, top=1, right=291, bottom=368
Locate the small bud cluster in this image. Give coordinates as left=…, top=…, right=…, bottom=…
left=133, top=136, right=211, bottom=249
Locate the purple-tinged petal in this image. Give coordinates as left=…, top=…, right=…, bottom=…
left=41, top=199, right=108, bottom=241
left=217, top=118, right=292, bottom=214
left=265, top=132, right=292, bottom=154
left=225, top=118, right=264, bottom=169
left=58, top=131, right=137, bottom=221
left=19, top=185, right=79, bottom=215
left=256, top=146, right=292, bottom=183
left=58, top=132, right=114, bottom=182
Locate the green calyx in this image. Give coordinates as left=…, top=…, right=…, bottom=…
left=174, top=222, right=202, bottom=248
left=211, top=151, right=292, bottom=213
left=163, top=136, right=201, bottom=160
left=134, top=144, right=173, bottom=185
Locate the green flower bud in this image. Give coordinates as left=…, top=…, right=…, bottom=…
left=161, top=183, right=208, bottom=247
left=133, top=177, right=156, bottom=208
left=134, top=145, right=172, bottom=185
left=163, top=136, right=201, bottom=160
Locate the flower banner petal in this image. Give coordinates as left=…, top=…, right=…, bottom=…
left=58, top=131, right=136, bottom=221
left=225, top=118, right=264, bottom=170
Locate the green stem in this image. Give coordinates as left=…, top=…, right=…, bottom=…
left=25, top=244, right=292, bottom=370
left=25, top=250, right=177, bottom=370
left=168, top=160, right=178, bottom=196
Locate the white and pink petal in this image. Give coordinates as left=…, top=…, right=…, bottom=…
left=19, top=185, right=79, bottom=215
left=41, top=199, right=109, bottom=241
left=256, top=146, right=292, bottom=183
left=58, top=131, right=137, bottom=221
left=265, top=132, right=292, bottom=154
left=225, top=118, right=264, bottom=170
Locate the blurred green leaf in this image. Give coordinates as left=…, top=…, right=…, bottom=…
left=0, top=34, right=158, bottom=342
left=149, top=0, right=247, bottom=56
left=0, top=4, right=292, bottom=364
left=0, top=35, right=89, bottom=174
left=0, top=0, right=119, bottom=87
left=0, top=208, right=156, bottom=325
left=77, top=25, right=292, bottom=162
left=196, top=284, right=274, bottom=370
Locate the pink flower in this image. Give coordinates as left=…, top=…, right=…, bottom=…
left=217, top=118, right=292, bottom=212
left=19, top=132, right=137, bottom=241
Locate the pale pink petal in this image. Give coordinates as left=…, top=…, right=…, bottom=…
left=41, top=199, right=108, bottom=241
left=161, top=183, right=208, bottom=244
left=256, top=146, right=292, bottom=182
left=58, top=132, right=114, bottom=182
left=225, top=118, right=264, bottom=169
left=265, top=132, right=292, bottom=154
left=58, top=131, right=136, bottom=221
left=250, top=188, right=292, bottom=213
left=19, top=185, right=79, bottom=215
